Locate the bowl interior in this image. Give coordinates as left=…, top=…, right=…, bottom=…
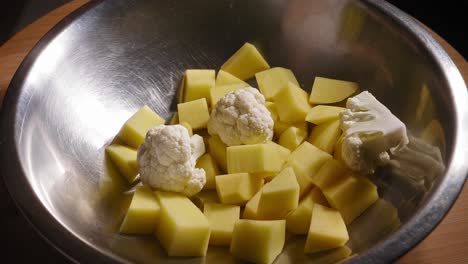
left=4, top=0, right=454, bottom=263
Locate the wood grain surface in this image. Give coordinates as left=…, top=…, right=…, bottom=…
left=0, top=0, right=466, bottom=263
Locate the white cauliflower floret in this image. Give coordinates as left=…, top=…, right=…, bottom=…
left=339, top=91, right=409, bottom=174
left=137, top=124, right=206, bottom=196
left=208, top=87, right=274, bottom=146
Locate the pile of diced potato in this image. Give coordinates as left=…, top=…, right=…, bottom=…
left=105, top=43, right=384, bottom=264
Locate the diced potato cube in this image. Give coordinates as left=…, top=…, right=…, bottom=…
left=179, top=122, right=193, bottom=136
left=243, top=189, right=262, bottom=219
left=216, top=70, right=249, bottom=87
left=265, top=101, right=278, bottom=121
left=285, top=188, right=328, bottom=234
left=118, top=105, right=165, bottom=148
left=323, top=174, right=378, bottom=224
left=120, top=186, right=160, bottom=234
left=208, top=136, right=228, bottom=172
left=265, top=141, right=291, bottom=167
left=210, top=83, right=248, bottom=106
left=184, top=69, right=215, bottom=104
left=307, top=246, right=352, bottom=264
left=309, top=77, right=358, bottom=104
left=311, top=159, right=349, bottom=190
left=215, top=173, right=264, bottom=205
left=204, top=203, right=240, bottom=246
left=178, top=98, right=210, bottom=130
left=196, top=153, right=220, bottom=190
left=230, top=220, right=286, bottom=264
left=191, top=190, right=220, bottom=210
left=169, top=112, right=179, bottom=125
left=274, top=82, right=311, bottom=123
left=257, top=167, right=300, bottom=219
left=287, top=142, right=332, bottom=197
left=256, top=67, right=300, bottom=100
left=105, top=144, right=139, bottom=183
left=304, top=204, right=349, bottom=253
left=227, top=144, right=283, bottom=175
left=221, top=42, right=270, bottom=80
left=308, top=119, right=342, bottom=154
left=155, top=191, right=210, bottom=257
left=306, top=105, right=345, bottom=125
left=279, top=126, right=308, bottom=151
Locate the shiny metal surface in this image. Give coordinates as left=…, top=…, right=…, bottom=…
left=0, top=0, right=467, bottom=263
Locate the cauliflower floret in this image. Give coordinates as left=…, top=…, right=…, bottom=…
left=137, top=124, right=206, bottom=196
left=339, top=91, right=409, bottom=174
left=208, top=87, right=274, bottom=146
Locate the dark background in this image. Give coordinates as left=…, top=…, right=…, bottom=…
left=0, top=0, right=466, bottom=263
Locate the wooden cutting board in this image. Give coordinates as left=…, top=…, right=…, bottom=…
left=0, top=0, right=467, bottom=263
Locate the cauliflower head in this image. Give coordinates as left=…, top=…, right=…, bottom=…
left=339, top=91, right=409, bottom=174
left=137, top=124, right=206, bottom=196
left=208, top=87, right=274, bottom=146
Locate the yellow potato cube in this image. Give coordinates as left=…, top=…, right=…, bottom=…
left=256, top=67, right=300, bottom=100
left=285, top=188, right=328, bottom=234
left=227, top=144, right=283, bottom=175
left=120, top=186, right=160, bottom=235
left=311, top=159, right=349, bottom=190
left=287, top=142, right=332, bottom=197
left=309, top=77, right=358, bottom=104
left=208, top=136, right=228, bottom=172
left=323, top=174, right=378, bottom=224
left=221, top=42, right=270, bottom=80
left=257, top=167, right=300, bottom=220
left=307, top=246, right=352, bottom=264
left=105, top=144, right=139, bottom=183
left=118, top=105, right=165, bottom=148
left=184, top=69, right=215, bottom=104
left=196, top=153, right=220, bottom=190
left=308, top=119, right=342, bottom=154
left=204, top=203, right=240, bottom=246
left=279, top=126, right=308, bottom=151
left=265, top=101, right=279, bottom=121
left=216, top=70, right=249, bottom=87
left=305, top=204, right=349, bottom=253
left=274, top=82, right=311, bottom=123
left=243, top=189, right=262, bottom=219
left=306, top=105, right=345, bottom=125
left=265, top=141, right=291, bottom=167
left=178, top=98, right=210, bottom=130
left=154, top=191, right=210, bottom=257
left=210, top=83, right=248, bottom=106
left=179, top=122, right=193, bottom=136
left=191, top=190, right=220, bottom=210
left=215, top=173, right=264, bottom=205
left=230, top=220, right=286, bottom=264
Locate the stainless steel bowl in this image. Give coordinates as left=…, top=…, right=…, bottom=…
left=1, top=0, right=467, bottom=263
